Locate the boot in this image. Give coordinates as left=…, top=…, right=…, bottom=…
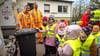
left=43, top=54, right=50, bottom=56
left=52, top=54, right=56, bottom=56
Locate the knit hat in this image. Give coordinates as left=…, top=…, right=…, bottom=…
left=91, top=7, right=98, bottom=11
left=65, top=25, right=82, bottom=40
left=77, top=21, right=83, bottom=26
left=49, top=15, right=55, bottom=20
left=43, top=16, right=48, bottom=21
left=82, top=26, right=92, bottom=36
left=88, top=20, right=96, bottom=25
left=64, top=20, right=68, bottom=26
left=57, top=19, right=61, bottom=24
left=59, top=23, right=66, bottom=28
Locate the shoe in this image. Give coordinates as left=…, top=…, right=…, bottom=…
left=39, top=42, right=43, bottom=44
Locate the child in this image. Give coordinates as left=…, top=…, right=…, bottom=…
left=39, top=15, right=58, bottom=56
left=40, top=16, right=48, bottom=56
left=91, top=25, right=100, bottom=56
left=55, top=23, right=66, bottom=47
left=79, top=26, right=97, bottom=56
left=88, top=20, right=96, bottom=28
left=56, top=19, right=61, bottom=28
left=58, top=25, right=82, bottom=56
left=40, top=16, right=48, bottom=42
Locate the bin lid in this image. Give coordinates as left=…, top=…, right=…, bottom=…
left=14, top=28, right=37, bottom=36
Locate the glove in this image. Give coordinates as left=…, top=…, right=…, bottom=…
left=35, top=28, right=39, bottom=32
left=87, top=13, right=94, bottom=19
left=77, top=21, right=83, bottom=26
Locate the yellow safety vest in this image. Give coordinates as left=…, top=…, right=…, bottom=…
left=58, top=24, right=59, bottom=28
left=46, top=24, right=56, bottom=38
left=32, top=9, right=42, bottom=24
left=91, top=32, right=100, bottom=47
left=78, top=35, right=95, bottom=56
left=62, top=39, right=81, bottom=56
left=18, top=12, right=32, bottom=29
left=90, top=10, right=100, bottom=21
left=56, top=34, right=65, bottom=45
left=41, top=25, right=47, bottom=38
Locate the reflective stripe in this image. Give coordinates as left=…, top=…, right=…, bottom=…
left=92, top=17, right=100, bottom=19
left=83, top=54, right=89, bottom=56
left=62, top=40, right=81, bottom=56
left=22, top=12, right=26, bottom=28
left=46, top=24, right=56, bottom=38
left=90, top=18, right=100, bottom=21
left=27, top=24, right=30, bottom=25
left=38, top=10, right=42, bottom=23
left=97, top=44, right=100, bottom=47
left=48, top=30, right=54, bottom=33
left=59, top=41, right=64, bottom=43
left=56, top=34, right=65, bottom=45
left=43, top=34, right=46, bottom=36
left=19, top=18, right=21, bottom=20
left=48, top=34, right=54, bottom=36
left=81, top=48, right=90, bottom=52
left=32, top=10, right=41, bottom=24
left=32, top=10, right=36, bottom=24
left=36, top=10, right=38, bottom=24
left=22, top=12, right=31, bottom=28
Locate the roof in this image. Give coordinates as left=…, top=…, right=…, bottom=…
left=53, top=0, right=74, bottom=3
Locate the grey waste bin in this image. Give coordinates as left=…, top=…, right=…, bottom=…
left=14, top=28, right=37, bottom=56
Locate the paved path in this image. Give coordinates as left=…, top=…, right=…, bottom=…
left=36, top=43, right=45, bottom=56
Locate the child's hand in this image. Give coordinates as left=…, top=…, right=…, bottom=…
left=59, top=45, right=62, bottom=47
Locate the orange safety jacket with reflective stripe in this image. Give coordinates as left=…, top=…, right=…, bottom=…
left=30, top=9, right=43, bottom=28
left=18, top=12, right=33, bottom=29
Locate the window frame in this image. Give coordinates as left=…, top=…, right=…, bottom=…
left=44, top=4, right=50, bottom=13
left=58, top=5, right=68, bottom=14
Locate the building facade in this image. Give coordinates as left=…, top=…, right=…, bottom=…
left=16, top=0, right=73, bottom=21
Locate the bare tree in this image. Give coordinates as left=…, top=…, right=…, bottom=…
left=72, top=0, right=90, bottom=19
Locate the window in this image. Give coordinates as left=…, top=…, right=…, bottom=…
left=44, top=4, right=50, bottom=13
left=58, top=5, right=68, bottom=13
left=28, top=3, right=34, bottom=10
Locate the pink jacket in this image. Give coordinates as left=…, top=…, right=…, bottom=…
left=39, top=24, right=58, bottom=46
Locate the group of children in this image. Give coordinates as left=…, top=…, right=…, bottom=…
left=37, top=14, right=100, bottom=56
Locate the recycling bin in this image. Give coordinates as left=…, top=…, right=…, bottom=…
left=14, top=28, right=37, bottom=56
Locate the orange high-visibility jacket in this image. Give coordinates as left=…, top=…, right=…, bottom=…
left=18, top=12, right=33, bottom=29
left=30, top=9, right=43, bottom=28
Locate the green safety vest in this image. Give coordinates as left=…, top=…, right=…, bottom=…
left=41, top=25, right=47, bottom=38
left=91, top=32, right=100, bottom=47
left=78, top=35, right=95, bottom=56
left=90, top=10, right=100, bottom=21
left=56, top=34, right=65, bottom=45
left=46, top=24, right=56, bottom=38
left=62, top=39, right=81, bottom=56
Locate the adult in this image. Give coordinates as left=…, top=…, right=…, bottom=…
left=81, top=8, right=91, bottom=27
left=89, top=7, right=100, bottom=26
left=30, top=3, right=43, bottom=43
left=18, top=5, right=32, bottom=29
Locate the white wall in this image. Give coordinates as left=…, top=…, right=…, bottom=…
left=16, top=0, right=72, bottom=18
left=0, top=0, right=16, bottom=26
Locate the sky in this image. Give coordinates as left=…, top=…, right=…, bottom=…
left=63, top=0, right=76, bottom=1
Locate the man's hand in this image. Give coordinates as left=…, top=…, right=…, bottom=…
left=35, top=28, right=39, bottom=32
